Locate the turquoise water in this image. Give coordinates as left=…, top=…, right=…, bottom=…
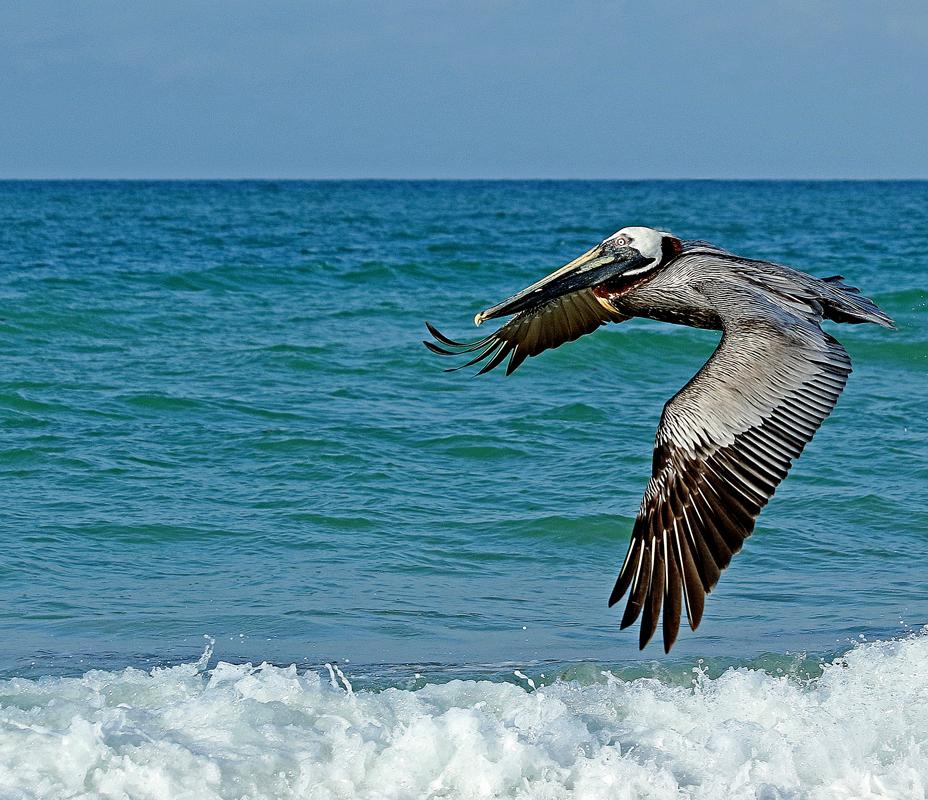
left=1, top=181, right=927, bottom=798
left=0, top=180, right=925, bottom=677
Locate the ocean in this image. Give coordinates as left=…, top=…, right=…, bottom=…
left=0, top=180, right=925, bottom=798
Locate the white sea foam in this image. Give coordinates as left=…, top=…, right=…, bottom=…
left=1, top=632, right=928, bottom=799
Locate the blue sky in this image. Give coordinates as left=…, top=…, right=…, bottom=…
left=1, top=1, right=926, bottom=179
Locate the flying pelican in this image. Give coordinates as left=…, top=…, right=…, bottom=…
left=424, top=226, right=893, bottom=653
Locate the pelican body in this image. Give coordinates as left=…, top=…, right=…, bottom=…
left=425, top=226, right=894, bottom=653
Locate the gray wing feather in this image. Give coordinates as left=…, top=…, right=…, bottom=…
left=609, top=290, right=852, bottom=652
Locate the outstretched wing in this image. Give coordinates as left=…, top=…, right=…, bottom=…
left=425, top=289, right=627, bottom=376
left=609, top=304, right=852, bottom=652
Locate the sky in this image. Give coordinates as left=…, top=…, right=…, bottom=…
left=1, top=1, right=926, bottom=179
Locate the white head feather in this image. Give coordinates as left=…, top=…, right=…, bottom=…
left=606, top=226, right=664, bottom=259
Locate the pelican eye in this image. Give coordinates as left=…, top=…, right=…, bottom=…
left=611, top=235, right=630, bottom=247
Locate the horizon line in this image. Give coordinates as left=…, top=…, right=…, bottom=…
left=1, top=176, right=927, bottom=183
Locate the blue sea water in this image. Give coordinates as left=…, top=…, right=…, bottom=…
left=0, top=181, right=926, bottom=798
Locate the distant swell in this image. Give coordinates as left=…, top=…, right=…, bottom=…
left=2, top=632, right=927, bottom=799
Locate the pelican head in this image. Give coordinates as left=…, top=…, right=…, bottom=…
left=474, top=225, right=682, bottom=326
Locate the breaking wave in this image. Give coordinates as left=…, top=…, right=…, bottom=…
left=2, top=631, right=927, bottom=799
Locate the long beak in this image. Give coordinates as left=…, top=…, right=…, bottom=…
left=474, top=245, right=653, bottom=326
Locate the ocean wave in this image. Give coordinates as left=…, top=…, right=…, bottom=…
left=1, top=632, right=926, bottom=799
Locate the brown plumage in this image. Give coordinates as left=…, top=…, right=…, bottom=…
left=425, top=226, right=893, bottom=651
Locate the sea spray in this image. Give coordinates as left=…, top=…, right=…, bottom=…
left=1, top=631, right=927, bottom=799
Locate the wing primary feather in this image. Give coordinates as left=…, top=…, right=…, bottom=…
left=476, top=342, right=515, bottom=375
left=425, top=321, right=492, bottom=349
left=609, top=535, right=640, bottom=606
left=506, top=346, right=529, bottom=375
left=620, top=543, right=649, bottom=629
left=689, top=491, right=735, bottom=569
left=681, top=501, right=720, bottom=592
left=674, top=520, right=705, bottom=630
left=639, top=545, right=665, bottom=649
left=663, top=538, right=682, bottom=653
left=445, top=341, right=505, bottom=372
left=423, top=340, right=459, bottom=356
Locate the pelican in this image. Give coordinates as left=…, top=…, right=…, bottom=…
left=424, top=226, right=894, bottom=653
